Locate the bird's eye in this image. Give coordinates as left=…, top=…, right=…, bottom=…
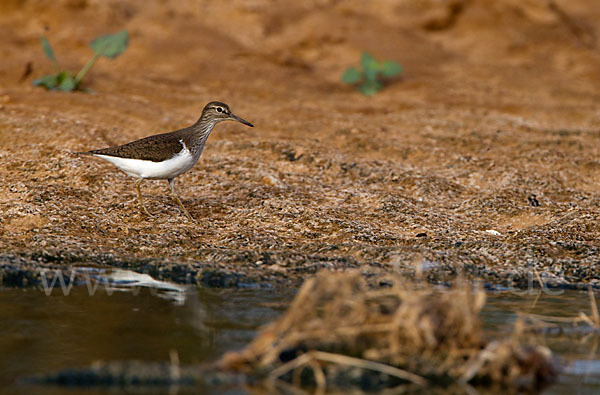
left=216, top=107, right=223, bottom=113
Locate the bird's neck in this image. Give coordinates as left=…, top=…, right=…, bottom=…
left=194, top=116, right=217, bottom=138
left=188, top=117, right=218, bottom=158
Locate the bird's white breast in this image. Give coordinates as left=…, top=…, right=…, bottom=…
left=94, top=141, right=196, bottom=180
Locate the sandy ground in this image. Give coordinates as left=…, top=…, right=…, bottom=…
left=1, top=0, right=600, bottom=287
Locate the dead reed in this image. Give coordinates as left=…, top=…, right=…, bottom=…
left=220, top=270, right=557, bottom=392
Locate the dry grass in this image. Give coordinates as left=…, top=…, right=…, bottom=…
left=220, top=270, right=557, bottom=392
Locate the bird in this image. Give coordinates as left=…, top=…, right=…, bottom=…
left=78, top=101, right=254, bottom=221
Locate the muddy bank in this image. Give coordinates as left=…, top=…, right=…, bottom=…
left=1, top=0, right=600, bottom=287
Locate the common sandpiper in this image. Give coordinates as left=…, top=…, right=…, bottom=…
left=78, top=101, right=254, bottom=221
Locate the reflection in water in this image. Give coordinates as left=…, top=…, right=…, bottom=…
left=76, top=267, right=190, bottom=306
left=1, top=270, right=600, bottom=394
left=0, top=268, right=291, bottom=394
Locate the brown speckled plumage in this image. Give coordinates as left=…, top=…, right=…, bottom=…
left=86, top=128, right=193, bottom=162
left=81, top=101, right=252, bottom=163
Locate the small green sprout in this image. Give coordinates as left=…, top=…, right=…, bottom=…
left=34, top=30, right=129, bottom=92
left=342, top=52, right=403, bottom=96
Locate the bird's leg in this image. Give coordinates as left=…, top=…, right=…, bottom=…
left=135, top=178, right=153, bottom=216
left=168, top=178, right=195, bottom=221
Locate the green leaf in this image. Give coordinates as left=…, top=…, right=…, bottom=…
left=341, top=67, right=362, bottom=84
left=40, top=35, right=59, bottom=72
left=57, top=71, right=77, bottom=91
left=381, top=60, right=402, bottom=77
left=360, top=52, right=377, bottom=71
left=361, top=52, right=379, bottom=81
left=33, top=71, right=78, bottom=91
left=33, top=74, right=59, bottom=89
left=40, top=35, right=57, bottom=63
left=344, top=52, right=401, bottom=95
left=364, top=67, right=378, bottom=83
left=359, top=80, right=382, bottom=96
left=90, top=30, right=129, bottom=58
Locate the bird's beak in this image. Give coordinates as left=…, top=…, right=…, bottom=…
left=231, top=113, right=254, bottom=127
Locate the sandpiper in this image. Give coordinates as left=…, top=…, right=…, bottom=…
left=78, top=101, right=253, bottom=220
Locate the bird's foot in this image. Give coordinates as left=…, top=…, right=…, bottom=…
left=181, top=208, right=196, bottom=222
left=139, top=204, right=154, bottom=217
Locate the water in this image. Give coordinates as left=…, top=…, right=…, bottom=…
left=1, top=269, right=599, bottom=394
left=484, top=291, right=600, bottom=394
left=0, top=268, right=292, bottom=394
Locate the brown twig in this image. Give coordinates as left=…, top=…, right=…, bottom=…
left=309, top=351, right=428, bottom=386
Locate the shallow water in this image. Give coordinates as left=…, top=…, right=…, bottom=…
left=0, top=268, right=292, bottom=394
left=484, top=290, right=600, bottom=394
left=1, top=269, right=599, bottom=394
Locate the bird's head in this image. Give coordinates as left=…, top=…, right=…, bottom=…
left=202, top=101, right=254, bottom=127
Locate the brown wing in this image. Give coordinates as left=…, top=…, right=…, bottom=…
left=87, top=130, right=187, bottom=162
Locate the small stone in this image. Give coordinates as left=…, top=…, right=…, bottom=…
left=528, top=194, right=541, bottom=207
left=485, top=229, right=502, bottom=236
left=283, top=148, right=304, bottom=161
left=268, top=264, right=285, bottom=272
left=262, top=174, right=283, bottom=187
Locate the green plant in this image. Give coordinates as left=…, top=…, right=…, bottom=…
left=34, top=30, right=129, bottom=92
left=342, top=52, right=403, bottom=96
